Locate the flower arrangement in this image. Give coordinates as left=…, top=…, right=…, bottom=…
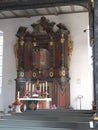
left=34, top=89, right=41, bottom=95
left=50, top=104, right=57, bottom=109
left=43, top=90, right=48, bottom=98
left=24, top=87, right=49, bottom=98
left=13, top=99, right=22, bottom=106
left=32, top=89, right=41, bottom=97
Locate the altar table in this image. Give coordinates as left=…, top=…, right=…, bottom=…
left=18, top=98, right=52, bottom=109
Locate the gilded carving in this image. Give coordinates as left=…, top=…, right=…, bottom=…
left=49, top=72, right=54, bottom=77
left=33, top=72, right=37, bottom=78
left=68, top=38, right=73, bottom=68
left=14, top=41, right=18, bottom=69
left=31, top=16, right=55, bottom=33
left=60, top=33, right=65, bottom=44
left=19, top=71, right=24, bottom=78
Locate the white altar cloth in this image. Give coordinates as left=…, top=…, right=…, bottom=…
left=18, top=98, right=52, bottom=109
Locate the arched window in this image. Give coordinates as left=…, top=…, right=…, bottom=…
left=0, top=31, right=3, bottom=94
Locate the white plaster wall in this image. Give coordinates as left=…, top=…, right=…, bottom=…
left=0, top=12, right=93, bottom=111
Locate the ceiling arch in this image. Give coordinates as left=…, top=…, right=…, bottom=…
left=0, top=0, right=91, bottom=19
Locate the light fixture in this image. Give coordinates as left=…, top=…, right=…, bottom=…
left=91, top=0, right=94, bottom=8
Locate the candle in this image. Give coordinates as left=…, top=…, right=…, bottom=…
left=43, top=83, right=44, bottom=91
left=29, top=82, right=31, bottom=91
left=32, top=84, right=34, bottom=92
left=26, top=82, right=28, bottom=90
left=17, top=91, right=20, bottom=98
left=28, top=82, right=29, bottom=90
left=46, top=81, right=47, bottom=91
left=40, top=84, right=41, bottom=91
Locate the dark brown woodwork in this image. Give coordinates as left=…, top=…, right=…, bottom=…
left=14, top=16, right=71, bottom=108
left=52, top=80, right=70, bottom=108
left=24, top=32, right=32, bottom=70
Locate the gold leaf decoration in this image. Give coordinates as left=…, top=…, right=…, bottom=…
left=19, top=71, right=24, bottom=78
left=33, top=72, right=36, bottom=78
left=61, top=70, right=66, bottom=76
left=49, top=72, right=54, bottom=77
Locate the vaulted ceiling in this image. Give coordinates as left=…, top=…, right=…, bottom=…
left=0, top=0, right=91, bottom=19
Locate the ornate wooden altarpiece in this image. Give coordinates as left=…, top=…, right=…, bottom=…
left=14, top=17, right=73, bottom=108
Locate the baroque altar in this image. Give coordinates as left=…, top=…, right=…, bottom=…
left=14, top=16, right=73, bottom=110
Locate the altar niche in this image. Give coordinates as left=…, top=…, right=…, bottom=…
left=14, top=16, right=72, bottom=109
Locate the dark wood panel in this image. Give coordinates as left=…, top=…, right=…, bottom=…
left=15, top=17, right=70, bottom=109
